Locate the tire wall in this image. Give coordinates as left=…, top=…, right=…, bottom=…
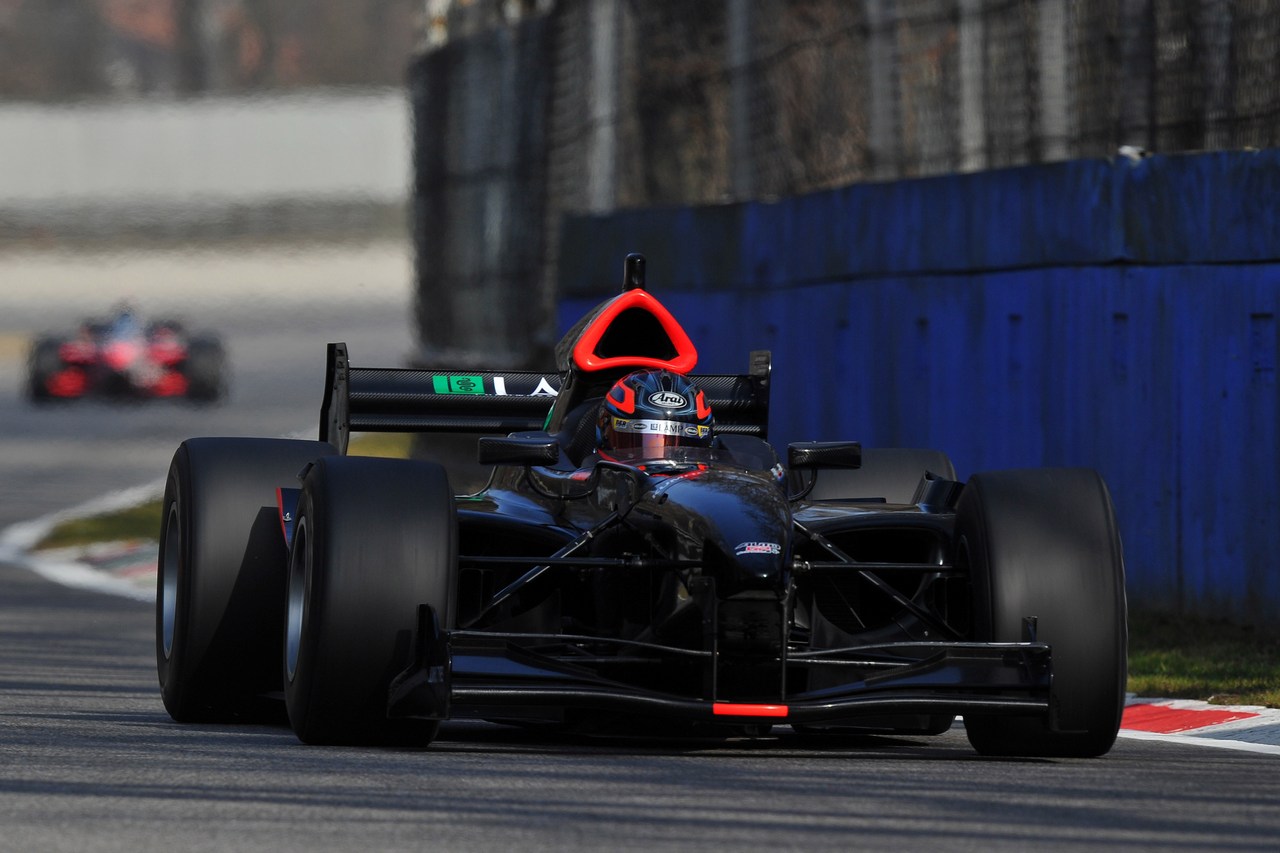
left=557, top=150, right=1280, bottom=624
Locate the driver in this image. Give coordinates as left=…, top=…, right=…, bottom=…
left=596, top=368, right=715, bottom=460
left=109, top=302, right=141, bottom=337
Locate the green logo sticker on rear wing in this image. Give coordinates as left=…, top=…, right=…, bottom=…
left=432, top=375, right=485, bottom=395
left=431, top=374, right=560, bottom=396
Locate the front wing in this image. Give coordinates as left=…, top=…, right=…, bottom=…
left=388, top=607, right=1054, bottom=729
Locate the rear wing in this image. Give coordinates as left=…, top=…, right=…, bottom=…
left=319, top=343, right=772, bottom=454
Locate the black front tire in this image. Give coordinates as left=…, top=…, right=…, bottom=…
left=157, top=437, right=335, bottom=722
left=27, top=337, right=63, bottom=402
left=957, top=468, right=1127, bottom=758
left=285, top=456, right=456, bottom=746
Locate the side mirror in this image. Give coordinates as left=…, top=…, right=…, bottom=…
left=786, top=441, right=862, bottom=502
left=786, top=441, right=862, bottom=470
left=912, top=470, right=964, bottom=513
left=477, top=435, right=561, bottom=467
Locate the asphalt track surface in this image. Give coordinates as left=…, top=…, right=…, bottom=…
left=3, top=245, right=1280, bottom=851
left=3, top=557, right=1280, bottom=853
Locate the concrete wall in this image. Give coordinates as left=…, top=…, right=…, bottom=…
left=1, top=89, right=411, bottom=239
left=557, top=150, right=1280, bottom=623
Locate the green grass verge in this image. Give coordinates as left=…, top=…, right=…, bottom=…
left=1127, top=609, right=1280, bottom=708
left=33, top=434, right=415, bottom=551
left=35, top=501, right=163, bottom=551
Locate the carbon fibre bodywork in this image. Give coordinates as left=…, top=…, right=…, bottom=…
left=160, top=254, right=1125, bottom=755
left=380, top=464, right=1052, bottom=732
left=322, top=256, right=1059, bottom=737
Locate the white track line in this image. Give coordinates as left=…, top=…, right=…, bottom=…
left=1117, top=729, right=1280, bottom=756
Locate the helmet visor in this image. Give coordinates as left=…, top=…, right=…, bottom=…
left=607, top=417, right=713, bottom=454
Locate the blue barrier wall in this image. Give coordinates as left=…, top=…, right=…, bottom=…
left=557, top=150, right=1280, bottom=623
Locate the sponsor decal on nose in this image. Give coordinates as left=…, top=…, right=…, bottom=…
left=735, top=542, right=781, bottom=556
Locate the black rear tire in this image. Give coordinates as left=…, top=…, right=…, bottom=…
left=805, top=448, right=956, bottom=503
left=957, top=468, right=1127, bottom=758
left=157, top=437, right=335, bottom=722
left=27, top=337, right=63, bottom=402
left=284, top=456, right=456, bottom=746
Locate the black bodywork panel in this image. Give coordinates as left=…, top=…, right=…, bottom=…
left=337, top=258, right=1054, bottom=733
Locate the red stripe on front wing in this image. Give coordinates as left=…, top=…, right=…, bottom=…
left=712, top=703, right=789, bottom=718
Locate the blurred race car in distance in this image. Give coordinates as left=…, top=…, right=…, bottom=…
left=27, top=304, right=227, bottom=403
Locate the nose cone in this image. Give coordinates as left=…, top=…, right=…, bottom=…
left=647, top=468, right=792, bottom=592
left=103, top=341, right=139, bottom=371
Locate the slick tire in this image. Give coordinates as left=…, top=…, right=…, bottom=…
left=157, top=437, right=335, bottom=722
left=285, top=456, right=456, bottom=746
left=27, top=337, right=62, bottom=402
left=957, top=468, right=1128, bottom=758
left=804, top=448, right=956, bottom=503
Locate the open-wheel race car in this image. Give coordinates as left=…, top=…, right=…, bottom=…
left=157, top=254, right=1127, bottom=757
left=28, top=304, right=226, bottom=403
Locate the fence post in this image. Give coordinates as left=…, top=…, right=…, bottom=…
left=586, top=0, right=620, bottom=212
left=866, top=0, right=898, bottom=180
left=728, top=0, right=754, bottom=200
left=1038, top=0, right=1069, bottom=161
left=958, top=0, right=986, bottom=172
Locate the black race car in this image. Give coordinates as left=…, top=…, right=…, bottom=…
left=27, top=305, right=226, bottom=403
left=156, top=254, right=1127, bottom=757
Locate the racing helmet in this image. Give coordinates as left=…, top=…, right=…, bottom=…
left=597, top=369, right=714, bottom=455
